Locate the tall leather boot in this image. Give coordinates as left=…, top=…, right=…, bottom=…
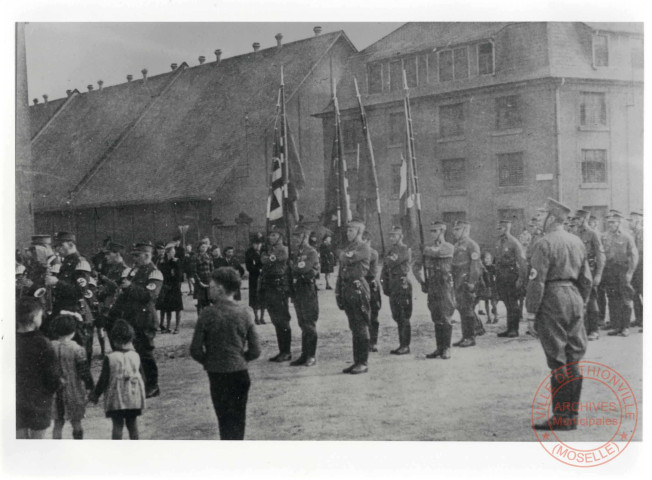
left=426, top=324, right=444, bottom=358
left=343, top=336, right=358, bottom=373
left=403, top=322, right=412, bottom=347
left=391, top=323, right=404, bottom=354
left=441, top=324, right=452, bottom=359
left=351, top=337, right=369, bottom=374
left=72, top=429, right=84, bottom=440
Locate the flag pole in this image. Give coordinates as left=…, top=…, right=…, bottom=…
left=266, top=94, right=281, bottom=237
left=403, top=69, right=427, bottom=283
left=354, top=77, right=385, bottom=256
left=280, top=66, right=293, bottom=259
left=333, top=82, right=349, bottom=245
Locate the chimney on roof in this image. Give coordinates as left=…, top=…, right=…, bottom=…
left=171, top=63, right=178, bottom=71
left=198, top=56, right=205, bottom=64
left=275, top=33, right=283, bottom=47
left=313, top=26, right=322, bottom=36
left=97, top=80, right=104, bottom=90
left=87, top=84, right=94, bottom=92
left=66, top=89, right=72, bottom=97
left=33, top=98, right=39, bottom=105
left=252, top=42, right=260, bottom=52
left=43, top=94, right=48, bottom=104
left=141, top=68, right=148, bottom=81
left=127, top=74, right=133, bottom=82
left=214, top=49, right=222, bottom=63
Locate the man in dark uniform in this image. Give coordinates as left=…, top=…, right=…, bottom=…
left=362, top=231, right=383, bottom=353
left=527, top=198, right=592, bottom=431
left=48, top=232, right=94, bottom=349
left=380, top=226, right=412, bottom=355
left=573, top=209, right=606, bottom=341
left=22, top=235, right=57, bottom=313
left=214, top=246, right=245, bottom=300
left=602, top=211, right=639, bottom=337
left=413, top=221, right=456, bottom=360
left=109, top=242, right=163, bottom=397
left=260, top=225, right=292, bottom=362
left=96, top=242, right=129, bottom=355
left=91, top=236, right=112, bottom=275
left=451, top=220, right=483, bottom=348
left=494, top=219, right=527, bottom=337
left=336, top=219, right=372, bottom=374
left=245, top=233, right=266, bottom=324
left=629, top=211, right=643, bottom=331
left=289, top=224, right=320, bottom=367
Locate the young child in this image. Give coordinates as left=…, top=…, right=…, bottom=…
left=90, top=320, right=146, bottom=440
left=16, top=297, right=62, bottom=439
left=50, top=313, right=95, bottom=439
left=477, top=252, right=499, bottom=324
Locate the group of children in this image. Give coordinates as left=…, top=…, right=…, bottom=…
left=16, top=297, right=146, bottom=440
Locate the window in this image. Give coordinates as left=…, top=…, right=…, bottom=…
left=391, top=164, right=402, bottom=197
left=439, top=47, right=469, bottom=81
left=581, top=149, right=607, bottom=184
left=404, top=56, right=418, bottom=88
left=580, top=92, right=606, bottom=127
left=453, top=47, right=469, bottom=79
left=389, top=112, right=406, bottom=146
left=418, top=54, right=429, bottom=85
left=439, top=103, right=465, bottom=138
left=497, top=152, right=524, bottom=186
left=390, top=60, right=403, bottom=92
left=428, top=52, right=438, bottom=84
left=495, top=95, right=521, bottom=130
left=368, top=62, right=383, bottom=94
left=498, top=208, right=525, bottom=235
left=593, top=34, right=609, bottom=67
left=341, top=119, right=361, bottom=152
left=478, top=42, right=494, bottom=75
left=442, top=158, right=466, bottom=190
left=631, top=38, right=644, bottom=69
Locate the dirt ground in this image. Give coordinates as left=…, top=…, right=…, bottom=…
left=46, top=273, right=643, bottom=441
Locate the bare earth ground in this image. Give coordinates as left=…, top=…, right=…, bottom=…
left=46, top=272, right=643, bottom=441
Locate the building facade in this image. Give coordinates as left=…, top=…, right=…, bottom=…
left=319, top=22, right=643, bottom=249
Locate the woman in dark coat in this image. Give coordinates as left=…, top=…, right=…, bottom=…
left=319, top=234, right=336, bottom=290
left=245, top=233, right=265, bottom=324
left=156, top=243, right=184, bottom=333
left=193, top=243, right=214, bottom=315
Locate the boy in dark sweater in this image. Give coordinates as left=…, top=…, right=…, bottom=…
left=16, top=297, right=62, bottom=439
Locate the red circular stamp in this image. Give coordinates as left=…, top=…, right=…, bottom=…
left=531, top=360, right=638, bottom=467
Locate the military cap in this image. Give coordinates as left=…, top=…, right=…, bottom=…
left=389, top=225, right=403, bottom=235
left=55, top=231, right=76, bottom=244
left=453, top=220, right=470, bottom=228
left=292, top=224, right=310, bottom=236
left=251, top=232, right=264, bottom=243
left=165, top=242, right=177, bottom=250
left=347, top=218, right=365, bottom=228
left=544, top=198, right=572, bottom=221
left=430, top=220, right=446, bottom=230
left=132, top=241, right=154, bottom=253
left=268, top=224, right=284, bottom=236
left=630, top=210, right=643, bottom=218
left=574, top=209, right=590, bottom=219
left=31, top=234, right=52, bottom=246
left=155, top=241, right=166, bottom=250
left=108, top=242, right=125, bottom=253
left=606, top=210, right=625, bottom=220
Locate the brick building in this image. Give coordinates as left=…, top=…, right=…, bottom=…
left=28, top=28, right=355, bottom=254
left=318, top=22, right=643, bottom=249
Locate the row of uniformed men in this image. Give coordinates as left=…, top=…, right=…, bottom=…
left=16, top=233, right=163, bottom=398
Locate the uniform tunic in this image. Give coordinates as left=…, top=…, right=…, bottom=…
left=245, top=247, right=263, bottom=309
left=452, top=236, right=483, bottom=340
left=260, top=242, right=292, bottom=354
left=109, top=263, right=163, bottom=391
left=366, top=247, right=382, bottom=347
left=98, top=260, right=127, bottom=332
left=632, top=226, right=643, bottom=325
left=602, top=228, right=638, bottom=331
left=414, top=240, right=456, bottom=327
left=494, top=233, right=527, bottom=332
left=526, top=226, right=592, bottom=371
left=336, top=239, right=372, bottom=338
left=575, top=225, right=606, bottom=335
left=381, top=243, right=413, bottom=342
left=290, top=245, right=320, bottom=358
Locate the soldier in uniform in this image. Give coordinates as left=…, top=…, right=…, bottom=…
left=289, top=224, right=320, bottom=367
left=380, top=226, right=412, bottom=355
left=260, top=225, right=292, bottom=362
left=602, top=211, right=639, bottom=337
left=413, top=221, right=456, bottom=360
left=451, top=220, right=483, bottom=348
left=362, top=231, right=383, bottom=353
left=527, top=199, right=592, bottom=431
left=96, top=242, right=129, bottom=355
left=109, top=242, right=163, bottom=397
left=629, top=211, right=643, bottom=331
left=337, top=219, right=372, bottom=374
left=494, top=220, right=527, bottom=337
left=91, top=236, right=112, bottom=275
left=573, top=209, right=606, bottom=341
left=245, top=233, right=266, bottom=324
left=48, top=232, right=94, bottom=350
